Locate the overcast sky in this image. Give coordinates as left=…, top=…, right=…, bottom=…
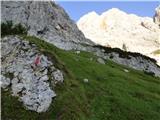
left=56, top=1, right=160, bottom=22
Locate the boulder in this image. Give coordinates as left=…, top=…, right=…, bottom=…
left=1, top=36, right=63, bottom=112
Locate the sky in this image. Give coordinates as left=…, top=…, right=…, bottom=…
left=55, top=1, right=160, bottom=22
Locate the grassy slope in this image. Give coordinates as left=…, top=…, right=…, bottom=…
left=2, top=36, right=160, bottom=120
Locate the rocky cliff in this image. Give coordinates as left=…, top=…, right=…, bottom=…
left=77, top=7, right=160, bottom=66
left=1, top=1, right=94, bottom=50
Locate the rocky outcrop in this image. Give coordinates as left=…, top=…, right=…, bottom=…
left=1, top=36, right=64, bottom=112
left=77, top=8, right=160, bottom=66
left=154, top=5, right=160, bottom=27
left=1, top=1, right=94, bottom=50
left=90, top=46, right=160, bottom=77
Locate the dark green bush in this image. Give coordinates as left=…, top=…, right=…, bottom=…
left=143, top=71, right=155, bottom=77
left=1, top=21, right=27, bottom=36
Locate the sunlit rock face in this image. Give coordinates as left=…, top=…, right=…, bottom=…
left=154, top=5, right=160, bottom=27
left=77, top=8, right=160, bottom=66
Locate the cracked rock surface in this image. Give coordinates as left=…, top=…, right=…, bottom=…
left=1, top=36, right=64, bottom=113
left=1, top=1, right=94, bottom=50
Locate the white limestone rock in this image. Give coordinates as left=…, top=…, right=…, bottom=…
left=77, top=8, right=160, bottom=66
left=124, top=69, right=129, bottom=73
left=52, top=70, right=64, bottom=84
left=97, top=58, right=105, bottom=64
left=1, top=36, right=64, bottom=112
left=83, top=78, right=89, bottom=83
left=75, top=51, right=80, bottom=54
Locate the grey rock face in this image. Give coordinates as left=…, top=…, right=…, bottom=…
left=154, top=5, right=160, bottom=27
left=1, top=36, right=64, bottom=113
left=91, top=47, right=160, bottom=77
left=1, top=1, right=94, bottom=50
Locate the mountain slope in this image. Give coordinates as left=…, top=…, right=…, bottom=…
left=77, top=7, right=160, bottom=65
left=1, top=1, right=160, bottom=77
left=1, top=1, right=160, bottom=120
left=2, top=35, right=160, bottom=120
left=1, top=1, right=94, bottom=50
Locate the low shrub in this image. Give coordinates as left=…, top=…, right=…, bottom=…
left=1, top=21, right=27, bottom=36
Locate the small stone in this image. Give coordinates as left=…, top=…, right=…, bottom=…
left=90, top=58, right=93, bottom=61
left=124, top=69, right=129, bottom=73
left=52, top=70, right=64, bottom=83
left=75, top=51, right=80, bottom=54
left=97, top=58, right=105, bottom=64
left=83, top=78, right=89, bottom=83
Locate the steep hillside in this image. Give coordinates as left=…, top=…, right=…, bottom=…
left=2, top=35, right=160, bottom=120
left=77, top=7, right=160, bottom=65
left=1, top=1, right=160, bottom=120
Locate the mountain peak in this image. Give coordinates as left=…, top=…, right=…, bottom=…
left=102, top=8, right=126, bottom=16
left=77, top=7, right=160, bottom=66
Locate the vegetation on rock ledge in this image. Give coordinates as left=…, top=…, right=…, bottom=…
left=1, top=21, right=27, bottom=37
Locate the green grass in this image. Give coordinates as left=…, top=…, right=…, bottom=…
left=2, top=36, right=160, bottom=120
